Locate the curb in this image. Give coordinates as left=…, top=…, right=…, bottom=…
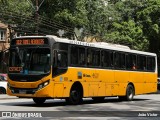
left=0, top=95, right=18, bottom=99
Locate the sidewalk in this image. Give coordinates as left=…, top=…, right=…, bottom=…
left=0, top=94, right=18, bottom=99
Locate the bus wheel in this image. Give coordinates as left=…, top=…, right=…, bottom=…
left=0, top=87, right=6, bottom=94
left=66, top=87, right=82, bottom=105
left=33, top=98, right=46, bottom=104
left=119, top=84, right=134, bottom=101
left=126, top=84, right=134, bottom=101
left=92, top=97, right=105, bottom=102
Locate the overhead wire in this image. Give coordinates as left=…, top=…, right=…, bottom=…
left=0, top=10, right=76, bottom=36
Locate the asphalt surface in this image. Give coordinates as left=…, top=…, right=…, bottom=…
left=0, top=89, right=160, bottom=99
left=1, top=91, right=160, bottom=120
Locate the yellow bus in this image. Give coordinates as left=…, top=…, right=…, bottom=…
left=7, top=35, right=157, bottom=104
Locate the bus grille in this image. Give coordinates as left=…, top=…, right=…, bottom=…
left=10, top=87, right=38, bottom=94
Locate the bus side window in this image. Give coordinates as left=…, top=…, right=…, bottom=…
left=57, top=52, right=68, bottom=68
left=87, top=49, right=92, bottom=66
left=79, top=47, right=85, bottom=66
left=70, top=46, right=78, bottom=65
left=137, top=55, right=146, bottom=71
left=114, top=52, right=120, bottom=68
left=87, top=54, right=91, bottom=65
left=101, top=51, right=105, bottom=67
left=102, top=50, right=113, bottom=68
left=132, top=63, right=136, bottom=70
left=147, top=57, right=155, bottom=71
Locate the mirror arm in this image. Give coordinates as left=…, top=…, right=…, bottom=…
left=53, top=50, right=58, bottom=68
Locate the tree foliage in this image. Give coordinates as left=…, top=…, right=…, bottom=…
left=0, top=0, right=160, bottom=58
left=105, top=0, right=160, bottom=56
left=137, top=0, right=160, bottom=54
left=84, top=0, right=119, bottom=40
left=0, top=0, right=34, bottom=35
left=0, top=0, right=33, bottom=20
left=38, top=0, right=88, bottom=38
left=39, top=0, right=88, bottom=27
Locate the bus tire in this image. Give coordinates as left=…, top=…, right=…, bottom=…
left=0, top=87, right=6, bottom=94
left=66, top=86, right=83, bottom=105
left=126, top=84, right=134, bottom=101
left=33, top=98, right=46, bottom=104
left=119, top=84, right=134, bottom=101
left=92, top=97, right=105, bottom=102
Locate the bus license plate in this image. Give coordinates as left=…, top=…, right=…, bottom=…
left=19, top=90, right=26, bottom=94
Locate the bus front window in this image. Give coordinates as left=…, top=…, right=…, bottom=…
left=9, top=48, right=51, bottom=74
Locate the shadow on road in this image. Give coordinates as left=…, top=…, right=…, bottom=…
left=1, top=97, right=150, bottom=107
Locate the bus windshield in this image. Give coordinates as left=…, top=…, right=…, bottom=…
left=9, top=47, right=51, bottom=74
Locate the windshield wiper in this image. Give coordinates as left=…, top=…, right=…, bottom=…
left=27, top=46, right=39, bottom=69
left=16, top=47, right=23, bottom=65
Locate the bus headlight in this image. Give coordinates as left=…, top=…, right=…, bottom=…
left=38, top=80, right=50, bottom=90
left=7, top=83, right=11, bottom=89
left=7, top=83, right=14, bottom=93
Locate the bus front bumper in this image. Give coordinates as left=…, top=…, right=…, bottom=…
left=7, top=81, right=53, bottom=98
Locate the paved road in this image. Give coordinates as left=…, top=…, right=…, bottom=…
left=0, top=93, right=160, bottom=120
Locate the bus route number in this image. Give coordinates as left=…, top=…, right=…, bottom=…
left=16, top=39, right=44, bottom=45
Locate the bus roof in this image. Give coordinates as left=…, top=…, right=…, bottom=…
left=47, top=35, right=156, bottom=57
left=15, top=35, right=157, bottom=57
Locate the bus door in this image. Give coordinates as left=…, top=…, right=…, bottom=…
left=52, top=50, right=68, bottom=97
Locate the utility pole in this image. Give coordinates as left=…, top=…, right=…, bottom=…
left=35, top=0, right=39, bottom=35
left=26, top=0, right=45, bottom=35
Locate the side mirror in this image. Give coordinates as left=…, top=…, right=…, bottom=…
left=53, top=50, right=58, bottom=68
left=53, top=50, right=67, bottom=68
left=58, top=53, right=61, bottom=61
left=26, top=54, right=30, bottom=61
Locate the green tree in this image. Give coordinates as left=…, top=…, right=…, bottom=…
left=0, top=0, right=34, bottom=35
left=137, top=0, right=160, bottom=55
left=105, top=0, right=160, bottom=54
left=0, top=0, right=33, bottom=23
left=83, top=0, right=119, bottom=41
left=39, top=0, right=88, bottom=38
left=1, top=0, right=160, bottom=59
left=105, top=20, right=147, bottom=50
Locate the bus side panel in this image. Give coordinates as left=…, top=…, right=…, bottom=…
left=105, top=84, right=112, bottom=96
left=52, top=72, right=74, bottom=98
left=88, top=83, right=99, bottom=96
left=129, top=72, right=144, bottom=94
left=98, top=82, right=106, bottom=96
left=82, top=82, right=89, bottom=97
left=118, top=83, right=128, bottom=95
left=97, top=69, right=114, bottom=96
left=130, top=72, right=157, bottom=95
left=65, top=67, right=93, bottom=97
left=53, top=83, right=64, bottom=97
left=110, top=84, right=119, bottom=96
left=114, top=71, right=129, bottom=83
left=114, top=71, right=129, bottom=96
left=144, top=83, right=157, bottom=93
left=133, top=83, right=156, bottom=95
left=99, top=69, right=115, bottom=83
left=92, top=69, right=107, bottom=97
left=51, top=68, right=157, bottom=98
left=63, top=82, right=73, bottom=97
left=134, top=83, right=144, bottom=95
left=143, top=73, right=157, bottom=93
left=53, top=82, right=73, bottom=98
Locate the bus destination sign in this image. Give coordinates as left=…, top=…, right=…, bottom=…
left=11, top=38, right=49, bottom=45
left=16, top=39, right=44, bottom=45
